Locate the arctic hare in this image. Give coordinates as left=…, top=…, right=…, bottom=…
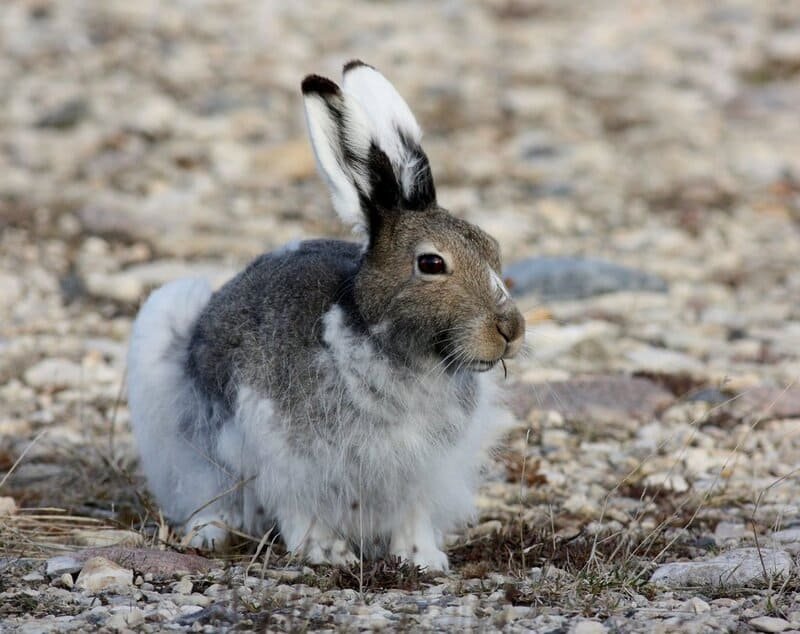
left=127, top=61, right=525, bottom=570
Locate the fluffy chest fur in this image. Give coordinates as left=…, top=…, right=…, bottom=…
left=221, top=303, right=499, bottom=541
left=285, top=304, right=480, bottom=479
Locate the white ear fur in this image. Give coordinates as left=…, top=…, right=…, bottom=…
left=342, top=63, right=424, bottom=200
left=302, top=79, right=374, bottom=231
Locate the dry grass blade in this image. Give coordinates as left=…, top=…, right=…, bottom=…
left=0, top=430, right=47, bottom=491
left=0, top=509, right=118, bottom=557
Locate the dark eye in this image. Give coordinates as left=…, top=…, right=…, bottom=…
left=416, top=253, right=446, bottom=275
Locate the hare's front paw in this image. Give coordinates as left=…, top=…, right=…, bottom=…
left=182, top=513, right=233, bottom=551
left=282, top=514, right=357, bottom=567
left=392, top=542, right=449, bottom=572
left=305, top=537, right=359, bottom=567
left=390, top=510, right=449, bottom=572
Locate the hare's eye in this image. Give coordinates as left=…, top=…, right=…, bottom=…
left=416, top=253, right=446, bottom=275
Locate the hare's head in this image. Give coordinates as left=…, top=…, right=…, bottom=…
left=302, top=61, right=524, bottom=372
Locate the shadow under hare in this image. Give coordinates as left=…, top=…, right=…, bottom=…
left=127, top=61, right=525, bottom=571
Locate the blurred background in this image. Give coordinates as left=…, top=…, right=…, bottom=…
left=1, top=0, right=800, bottom=586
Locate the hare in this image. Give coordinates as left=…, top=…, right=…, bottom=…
left=127, top=61, right=525, bottom=570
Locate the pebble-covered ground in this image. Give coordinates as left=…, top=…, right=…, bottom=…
left=2, top=0, right=800, bottom=631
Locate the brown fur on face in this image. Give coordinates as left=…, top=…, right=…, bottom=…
left=355, top=207, right=525, bottom=372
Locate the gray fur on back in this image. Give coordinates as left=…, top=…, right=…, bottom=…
left=186, top=239, right=363, bottom=440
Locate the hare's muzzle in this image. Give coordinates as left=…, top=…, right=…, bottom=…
left=496, top=308, right=525, bottom=359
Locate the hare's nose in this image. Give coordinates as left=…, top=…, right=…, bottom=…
left=496, top=311, right=525, bottom=358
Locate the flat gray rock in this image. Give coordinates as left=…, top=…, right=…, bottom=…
left=504, top=257, right=667, bottom=301
left=649, top=548, right=794, bottom=588
left=46, top=555, right=84, bottom=577
left=769, top=527, right=800, bottom=554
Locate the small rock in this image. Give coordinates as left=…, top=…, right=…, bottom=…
left=23, top=358, right=83, bottom=390
left=683, top=447, right=730, bottom=476
left=84, top=272, right=143, bottom=303
left=523, top=321, right=618, bottom=363
left=643, top=472, right=690, bottom=493
left=106, top=607, right=146, bottom=631
left=22, top=571, right=45, bottom=583
left=625, top=346, right=704, bottom=375
left=128, top=94, right=179, bottom=138
left=650, top=548, right=794, bottom=588
left=179, top=605, right=204, bottom=618
left=177, top=603, right=236, bottom=626
left=173, top=579, right=193, bottom=595
left=570, top=620, right=608, bottom=634
left=749, top=616, right=791, bottom=633
left=715, top=522, right=748, bottom=541
left=0, top=496, right=17, bottom=515
left=59, top=573, right=74, bottom=589
left=35, top=98, right=89, bottom=129
left=767, top=32, right=800, bottom=66
left=562, top=493, right=599, bottom=517
left=686, top=388, right=729, bottom=404
left=46, top=555, right=83, bottom=577
left=683, top=597, right=710, bottom=614
left=75, top=557, right=134, bottom=594
left=504, top=256, right=667, bottom=301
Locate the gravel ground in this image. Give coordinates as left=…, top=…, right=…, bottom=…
left=2, top=0, right=800, bottom=631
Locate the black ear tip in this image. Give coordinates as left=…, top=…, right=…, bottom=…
left=301, top=74, right=340, bottom=96
left=343, top=59, right=374, bottom=73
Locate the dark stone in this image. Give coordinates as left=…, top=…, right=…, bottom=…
left=691, top=536, right=717, bottom=550
left=686, top=388, right=729, bottom=405
left=59, top=272, right=87, bottom=304
left=35, top=99, right=89, bottom=129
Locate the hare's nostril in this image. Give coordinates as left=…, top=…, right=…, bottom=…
left=497, top=311, right=526, bottom=358
left=496, top=321, right=513, bottom=343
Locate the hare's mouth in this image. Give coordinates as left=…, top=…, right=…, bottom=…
left=467, top=359, right=497, bottom=372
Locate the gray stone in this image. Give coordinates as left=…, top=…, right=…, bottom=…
left=46, top=555, right=83, bottom=578
left=35, top=99, right=89, bottom=129
left=714, top=522, right=748, bottom=541
left=649, top=548, right=794, bottom=588
left=570, top=619, right=608, bottom=633
left=769, top=527, right=800, bottom=554
left=504, top=256, right=667, bottom=301
left=749, top=616, right=792, bottom=633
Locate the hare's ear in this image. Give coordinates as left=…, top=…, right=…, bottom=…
left=342, top=61, right=436, bottom=210
left=302, top=74, right=399, bottom=235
